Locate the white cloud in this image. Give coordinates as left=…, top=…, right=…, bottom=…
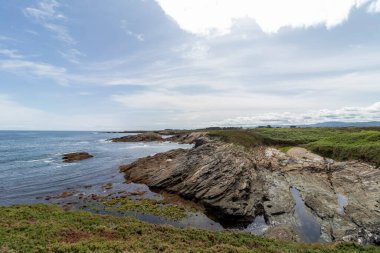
left=23, top=0, right=65, bottom=21
left=24, top=0, right=75, bottom=44
left=0, top=95, right=46, bottom=130
left=121, top=19, right=145, bottom=41
left=174, top=41, right=210, bottom=60
left=0, top=94, right=132, bottom=131
left=0, top=49, right=24, bottom=59
left=23, top=0, right=82, bottom=63
left=25, top=29, right=39, bottom=36
left=217, top=102, right=380, bottom=126
left=0, top=59, right=68, bottom=85
left=59, top=49, right=85, bottom=64
left=42, top=23, right=76, bottom=45
left=368, top=0, right=380, bottom=11
left=111, top=90, right=322, bottom=127
left=155, top=0, right=375, bottom=35
left=0, top=35, right=16, bottom=41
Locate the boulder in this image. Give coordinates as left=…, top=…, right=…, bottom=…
left=62, top=152, right=93, bottom=163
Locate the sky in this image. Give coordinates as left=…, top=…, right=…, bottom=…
left=0, top=0, right=380, bottom=130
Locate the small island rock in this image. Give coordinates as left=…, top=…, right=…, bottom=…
left=62, top=152, right=94, bottom=163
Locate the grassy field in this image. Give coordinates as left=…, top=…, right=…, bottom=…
left=208, top=127, right=380, bottom=166
left=101, top=197, right=187, bottom=220
left=1, top=204, right=379, bottom=253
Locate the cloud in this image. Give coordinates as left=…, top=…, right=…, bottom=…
left=0, top=49, right=24, bottom=59
left=111, top=90, right=322, bottom=128
left=0, top=94, right=132, bottom=131
left=0, top=94, right=46, bottom=130
left=0, top=59, right=68, bottom=84
left=368, top=0, right=380, bottom=12
left=24, top=0, right=75, bottom=45
left=216, top=102, right=380, bottom=126
left=2, top=0, right=379, bottom=130
left=0, top=35, right=16, bottom=41
left=25, top=29, right=39, bottom=36
left=42, top=23, right=76, bottom=45
left=121, top=19, right=145, bottom=41
left=59, top=49, right=85, bottom=64
left=155, top=0, right=377, bottom=35
left=173, top=41, right=210, bottom=60
left=23, top=0, right=65, bottom=21
left=23, top=0, right=84, bottom=63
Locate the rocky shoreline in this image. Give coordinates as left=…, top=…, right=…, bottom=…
left=110, top=131, right=206, bottom=144
left=118, top=133, right=380, bottom=245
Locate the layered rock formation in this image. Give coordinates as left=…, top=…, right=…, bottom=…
left=119, top=136, right=380, bottom=245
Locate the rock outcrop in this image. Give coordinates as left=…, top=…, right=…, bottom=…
left=166, top=132, right=207, bottom=144
left=62, top=152, right=93, bottom=163
left=111, top=132, right=164, bottom=142
left=119, top=136, right=380, bottom=245
left=110, top=131, right=206, bottom=144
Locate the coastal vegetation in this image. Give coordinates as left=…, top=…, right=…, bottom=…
left=207, top=127, right=380, bottom=166
left=1, top=204, right=379, bottom=253
left=101, top=197, right=187, bottom=220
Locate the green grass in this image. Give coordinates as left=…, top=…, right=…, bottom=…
left=102, top=197, right=187, bottom=220
left=306, top=131, right=380, bottom=166
left=207, top=127, right=380, bottom=166
left=1, top=204, right=379, bottom=253
left=279, top=146, right=294, bottom=153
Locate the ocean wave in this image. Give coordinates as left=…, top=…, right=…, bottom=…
left=98, top=139, right=111, bottom=143
left=22, top=157, right=54, bottom=164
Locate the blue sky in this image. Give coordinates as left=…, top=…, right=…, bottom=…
left=0, top=0, right=380, bottom=130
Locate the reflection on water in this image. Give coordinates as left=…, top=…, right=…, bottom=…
left=290, top=186, right=321, bottom=242
left=336, top=193, right=348, bottom=215
left=123, top=211, right=224, bottom=231
left=245, top=215, right=268, bottom=235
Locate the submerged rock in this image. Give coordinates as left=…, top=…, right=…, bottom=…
left=119, top=136, right=380, bottom=245
left=62, top=152, right=93, bottom=163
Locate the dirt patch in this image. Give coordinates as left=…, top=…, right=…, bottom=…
left=61, top=230, right=91, bottom=243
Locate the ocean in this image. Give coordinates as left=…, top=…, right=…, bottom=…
left=0, top=131, right=190, bottom=206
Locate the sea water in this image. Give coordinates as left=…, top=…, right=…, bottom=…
left=0, top=131, right=191, bottom=205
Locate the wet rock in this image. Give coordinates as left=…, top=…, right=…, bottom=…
left=45, top=191, right=76, bottom=200
left=265, top=225, right=298, bottom=242
left=128, top=191, right=146, bottom=196
left=102, top=183, right=113, bottom=190
left=110, top=132, right=163, bottom=142
left=62, top=152, right=93, bottom=163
